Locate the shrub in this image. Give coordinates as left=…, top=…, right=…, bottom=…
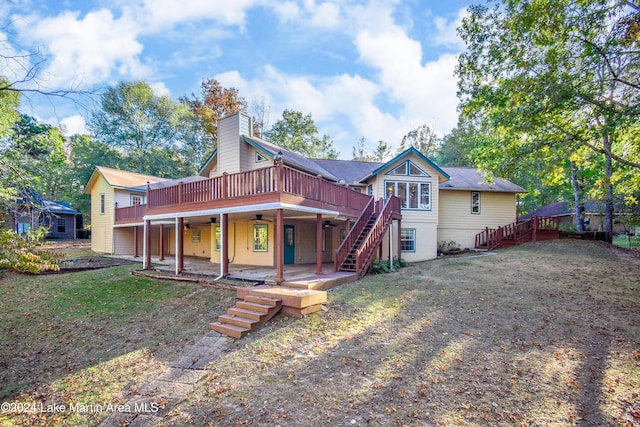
left=371, top=257, right=407, bottom=274
left=25, top=226, right=50, bottom=244
left=0, top=228, right=60, bottom=273
left=438, top=240, right=461, bottom=253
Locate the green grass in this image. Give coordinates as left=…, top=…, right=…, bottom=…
left=613, top=234, right=640, bottom=248
left=0, top=263, right=235, bottom=427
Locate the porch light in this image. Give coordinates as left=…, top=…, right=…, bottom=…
left=276, top=151, right=283, bottom=162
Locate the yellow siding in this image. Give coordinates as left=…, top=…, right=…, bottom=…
left=89, top=175, right=115, bottom=253
left=365, top=152, right=442, bottom=261
left=438, top=190, right=518, bottom=249
left=183, top=225, right=212, bottom=258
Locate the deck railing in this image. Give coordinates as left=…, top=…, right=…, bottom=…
left=120, top=164, right=371, bottom=220
left=115, top=203, right=146, bottom=222
left=355, top=196, right=400, bottom=276
left=475, top=216, right=560, bottom=250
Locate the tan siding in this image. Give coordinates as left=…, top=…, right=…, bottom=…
left=367, top=152, right=442, bottom=261
left=438, top=190, right=518, bottom=249
left=90, top=175, right=115, bottom=253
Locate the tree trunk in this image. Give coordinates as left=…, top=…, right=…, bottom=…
left=570, top=161, right=585, bottom=231
left=603, top=134, right=614, bottom=242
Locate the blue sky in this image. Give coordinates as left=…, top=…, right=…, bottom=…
left=2, top=0, right=473, bottom=160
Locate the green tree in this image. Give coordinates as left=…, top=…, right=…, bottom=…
left=265, top=110, right=339, bottom=159
left=456, top=0, right=640, bottom=237
left=352, top=137, right=372, bottom=161
left=397, top=124, right=439, bottom=158
left=181, top=79, right=248, bottom=165
left=372, top=140, right=392, bottom=162
left=88, top=81, right=192, bottom=175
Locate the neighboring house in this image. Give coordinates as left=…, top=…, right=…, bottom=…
left=519, top=201, right=629, bottom=233
left=85, top=112, right=525, bottom=281
left=4, top=194, right=82, bottom=239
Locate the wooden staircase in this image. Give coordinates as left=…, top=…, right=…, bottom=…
left=335, top=196, right=402, bottom=277
left=338, top=215, right=377, bottom=273
left=210, top=294, right=282, bottom=338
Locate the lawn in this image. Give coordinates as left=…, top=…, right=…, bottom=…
left=0, top=245, right=236, bottom=427
left=1, top=239, right=639, bottom=426
left=613, top=234, right=640, bottom=249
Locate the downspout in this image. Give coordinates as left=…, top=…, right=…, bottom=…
left=389, top=220, right=394, bottom=271
left=214, top=213, right=224, bottom=281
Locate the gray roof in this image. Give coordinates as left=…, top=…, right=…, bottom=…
left=519, top=201, right=605, bottom=220
left=440, top=167, right=526, bottom=193
left=242, top=135, right=339, bottom=180
left=312, top=159, right=382, bottom=184
left=146, top=175, right=209, bottom=190
left=41, top=200, right=81, bottom=215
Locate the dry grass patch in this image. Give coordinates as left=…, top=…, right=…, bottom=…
left=165, top=240, right=640, bottom=426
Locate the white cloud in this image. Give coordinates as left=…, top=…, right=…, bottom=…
left=149, top=81, right=171, bottom=97
left=136, top=0, right=265, bottom=32
left=14, top=8, right=148, bottom=88
left=59, top=115, right=87, bottom=136
left=433, top=8, right=467, bottom=49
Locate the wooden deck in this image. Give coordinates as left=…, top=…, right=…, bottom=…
left=115, top=164, right=372, bottom=223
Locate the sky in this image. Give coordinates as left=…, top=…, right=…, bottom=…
left=1, top=0, right=473, bottom=160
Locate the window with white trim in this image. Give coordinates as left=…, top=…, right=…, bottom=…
left=386, top=160, right=430, bottom=177
left=253, top=224, right=268, bottom=252
left=255, top=151, right=268, bottom=163
left=214, top=226, right=221, bottom=251
left=385, top=181, right=431, bottom=210
left=57, top=218, right=66, bottom=233
left=131, top=194, right=143, bottom=205
left=401, top=229, right=416, bottom=252
left=471, top=192, right=481, bottom=214
left=100, top=194, right=105, bottom=214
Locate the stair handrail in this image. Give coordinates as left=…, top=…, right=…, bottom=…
left=355, top=196, right=398, bottom=276
left=334, top=195, right=374, bottom=271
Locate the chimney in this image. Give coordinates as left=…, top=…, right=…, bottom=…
left=217, top=112, right=253, bottom=174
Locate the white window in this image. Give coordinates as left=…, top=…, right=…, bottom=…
left=100, top=194, right=105, bottom=214
left=255, top=151, right=268, bottom=163
left=57, top=218, right=66, bottom=233
left=401, top=229, right=416, bottom=252
left=214, top=226, right=221, bottom=251
left=471, top=192, right=481, bottom=214
left=386, top=160, right=429, bottom=177
left=385, top=181, right=431, bottom=210
left=253, top=224, right=268, bottom=252
left=131, top=194, right=143, bottom=205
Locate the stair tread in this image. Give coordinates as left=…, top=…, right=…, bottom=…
left=228, top=307, right=265, bottom=317
left=237, top=301, right=273, bottom=311
left=210, top=322, right=250, bottom=335
left=219, top=314, right=258, bottom=324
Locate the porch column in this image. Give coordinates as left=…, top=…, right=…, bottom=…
left=316, top=214, right=323, bottom=275
left=159, top=224, right=165, bottom=261
left=144, top=220, right=151, bottom=269
left=176, top=217, right=184, bottom=274
left=276, top=208, right=284, bottom=283
left=222, top=213, right=229, bottom=277
left=397, top=219, right=402, bottom=261
left=345, top=219, right=351, bottom=234
left=133, top=226, right=139, bottom=258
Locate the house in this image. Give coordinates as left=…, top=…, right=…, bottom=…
left=85, top=112, right=525, bottom=282
left=4, top=192, right=82, bottom=239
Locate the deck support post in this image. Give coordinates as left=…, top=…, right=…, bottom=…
left=316, top=214, right=323, bottom=275
left=276, top=208, right=284, bottom=283
left=176, top=217, right=184, bottom=274
left=144, top=220, right=151, bottom=269
left=159, top=224, right=165, bottom=261
left=222, top=213, right=229, bottom=277
left=133, top=226, right=139, bottom=258
left=397, top=218, right=402, bottom=262
left=532, top=215, right=538, bottom=241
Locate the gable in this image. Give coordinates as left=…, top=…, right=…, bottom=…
left=366, top=147, right=450, bottom=183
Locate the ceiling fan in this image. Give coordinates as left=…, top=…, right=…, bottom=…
left=255, top=214, right=273, bottom=223
left=324, top=220, right=336, bottom=228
